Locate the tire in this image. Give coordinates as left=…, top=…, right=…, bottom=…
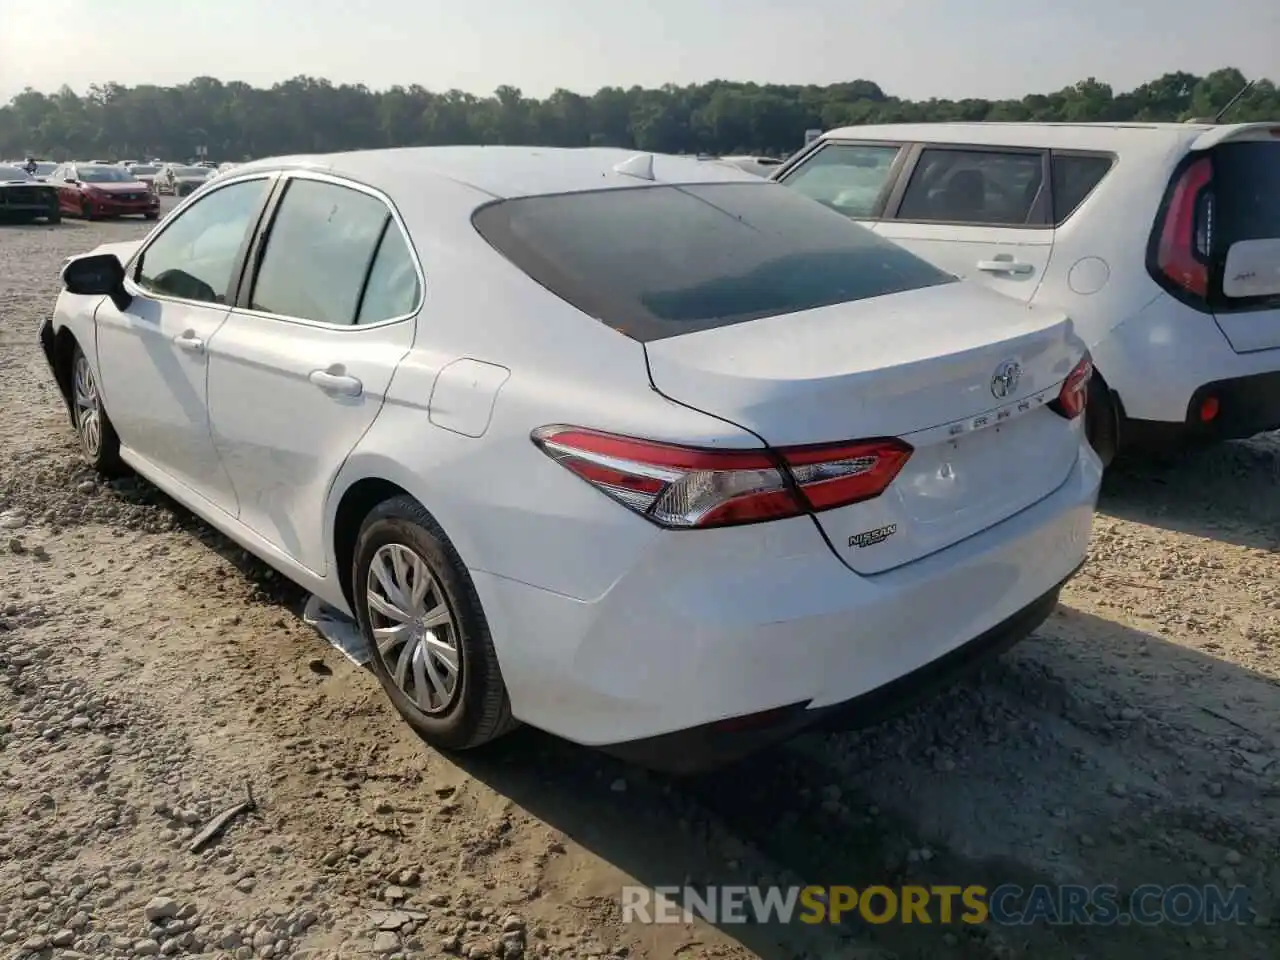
left=70, top=344, right=127, bottom=476
left=144, top=212, right=158, bottom=220
left=1084, top=371, right=1119, bottom=470
left=45, top=208, right=61, bottom=225
left=353, top=495, right=517, bottom=752
left=80, top=199, right=95, bottom=221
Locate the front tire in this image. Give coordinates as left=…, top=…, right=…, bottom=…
left=45, top=207, right=61, bottom=224
left=353, top=496, right=517, bottom=752
left=80, top=199, right=95, bottom=221
left=70, top=345, right=126, bottom=476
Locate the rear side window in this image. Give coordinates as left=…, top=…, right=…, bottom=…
left=472, top=182, right=955, bottom=343
left=250, top=178, right=395, bottom=326
left=1214, top=141, right=1280, bottom=243
left=780, top=143, right=902, bottom=218
left=1050, top=154, right=1114, bottom=224
left=897, top=148, right=1045, bottom=226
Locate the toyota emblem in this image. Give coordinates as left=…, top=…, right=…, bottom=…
left=990, top=360, right=1022, bottom=399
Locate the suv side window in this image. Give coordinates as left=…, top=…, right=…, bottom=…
left=780, top=143, right=902, bottom=218
left=135, top=177, right=270, bottom=304
left=249, top=178, right=398, bottom=326
left=1050, top=153, right=1113, bottom=224
left=897, top=148, right=1045, bottom=226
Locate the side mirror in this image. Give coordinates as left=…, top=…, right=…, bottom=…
left=62, top=253, right=133, bottom=312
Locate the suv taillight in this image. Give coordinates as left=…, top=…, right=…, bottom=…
left=531, top=426, right=913, bottom=529
left=1153, top=156, right=1214, bottom=298
left=1049, top=353, right=1093, bottom=420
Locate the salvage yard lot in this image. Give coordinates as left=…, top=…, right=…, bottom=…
left=0, top=212, right=1277, bottom=960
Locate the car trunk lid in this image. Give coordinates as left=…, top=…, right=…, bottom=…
left=644, top=281, right=1087, bottom=573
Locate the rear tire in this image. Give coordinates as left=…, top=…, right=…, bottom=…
left=352, top=495, right=518, bottom=753
left=144, top=212, right=158, bottom=220
left=70, top=344, right=126, bottom=477
left=1084, top=371, right=1119, bottom=469
left=45, top=208, right=61, bottom=225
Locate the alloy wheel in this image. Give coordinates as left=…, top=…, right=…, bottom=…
left=73, top=353, right=102, bottom=458
left=366, top=543, right=461, bottom=715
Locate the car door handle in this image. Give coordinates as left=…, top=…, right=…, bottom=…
left=309, top=369, right=363, bottom=397
left=976, top=258, right=1035, bottom=276
left=173, top=332, right=205, bottom=353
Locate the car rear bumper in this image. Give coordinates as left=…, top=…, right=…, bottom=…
left=1122, top=370, right=1280, bottom=451
left=1092, top=293, right=1280, bottom=439
left=471, top=444, right=1101, bottom=772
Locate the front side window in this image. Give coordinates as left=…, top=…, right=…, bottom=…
left=781, top=143, right=902, bottom=218
left=249, top=178, right=396, bottom=326
left=473, top=181, right=955, bottom=342
left=135, top=177, right=270, bottom=304
left=897, top=148, right=1045, bottom=226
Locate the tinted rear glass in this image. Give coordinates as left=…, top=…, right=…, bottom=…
left=1214, top=141, right=1280, bottom=242
left=472, top=182, right=955, bottom=342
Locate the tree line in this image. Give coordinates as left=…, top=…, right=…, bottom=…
left=1, top=66, right=1275, bottom=162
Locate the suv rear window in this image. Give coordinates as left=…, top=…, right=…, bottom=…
left=472, top=182, right=955, bottom=342
left=1214, top=141, right=1280, bottom=243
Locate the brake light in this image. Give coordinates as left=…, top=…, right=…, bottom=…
left=531, top=426, right=913, bottom=529
left=1154, top=157, right=1213, bottom=297
left=1050, top=353, right=1093, bottom=420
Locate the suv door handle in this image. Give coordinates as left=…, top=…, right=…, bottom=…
left=309, top=368, right=363, bottom=397
left=976, top=258, right=1035, bottom=276
left=173, top=332, right=205, bottom=353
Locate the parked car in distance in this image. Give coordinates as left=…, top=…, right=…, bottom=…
left=772, top=121, right=1280, bottom=467
left=51, top=163, right=160, bottom=220
left=155, top=163, right=216, bottom=196
left=30, top=161, right=58, bottom=180
left=39, top=147, right=1100, bottom=773
left=0, top=163, right=61, bottom=224
left=126, top=163, right=161, bottom=191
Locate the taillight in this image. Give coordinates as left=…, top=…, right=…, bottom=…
left=1154, top=156, right=1213, bottom=298
left=531, top=426, right=912, bottom=529
left=1050, top=353, right=1093, bottom=420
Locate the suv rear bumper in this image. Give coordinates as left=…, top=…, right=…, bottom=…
left=1122, top=370, right=1280, bottom=452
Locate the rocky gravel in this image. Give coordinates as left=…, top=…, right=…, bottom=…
left=1, top=212, right=1278, bottom=960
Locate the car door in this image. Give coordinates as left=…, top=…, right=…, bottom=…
left=54, top=165, right=77, bottom=213
left=873, top=144, right=1054, bottom=303
left=94, top=174, right=277, bottom=511
left=205, top=173, right=421, bottom=575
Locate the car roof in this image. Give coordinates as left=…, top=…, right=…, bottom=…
left=817, top=121, right=1273, bottom=153
left=227, top=146, right=762, bottom=200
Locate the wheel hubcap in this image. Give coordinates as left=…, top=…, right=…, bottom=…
left=73, top=354, right=102, bottom=457
left=366, top=543, right=460, bottom=715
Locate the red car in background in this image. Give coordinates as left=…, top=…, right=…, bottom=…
left=51, top=162, right=160, bottom=220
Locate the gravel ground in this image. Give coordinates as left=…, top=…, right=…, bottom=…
left=1, top=209, right=1278, bottom=960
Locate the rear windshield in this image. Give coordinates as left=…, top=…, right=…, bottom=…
left=472, top=181, right=956, bottom=342
left=1214, top=141, right=1280, bottom=242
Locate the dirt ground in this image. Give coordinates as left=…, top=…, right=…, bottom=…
left=0, top=210, right=1277, bottom=960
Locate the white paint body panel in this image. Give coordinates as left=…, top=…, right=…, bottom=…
left=46, top=146, right=1102, bottom=749
left=795, top=122, right=1280, bottom=427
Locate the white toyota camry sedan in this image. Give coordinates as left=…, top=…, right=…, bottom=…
left=39, top=147, right=1102, bottom=773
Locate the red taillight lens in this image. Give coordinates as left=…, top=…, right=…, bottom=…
left=1051, top=353, right=1093, bottom=420
left=531, top=426, right=912, bottom=529
left=1155, top=157, right=1213, bottom=297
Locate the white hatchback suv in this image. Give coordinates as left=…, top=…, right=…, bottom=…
left=771, top=122, right=1280, bottom=466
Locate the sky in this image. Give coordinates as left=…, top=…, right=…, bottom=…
left=1, top=0, right=1276, bottom=105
